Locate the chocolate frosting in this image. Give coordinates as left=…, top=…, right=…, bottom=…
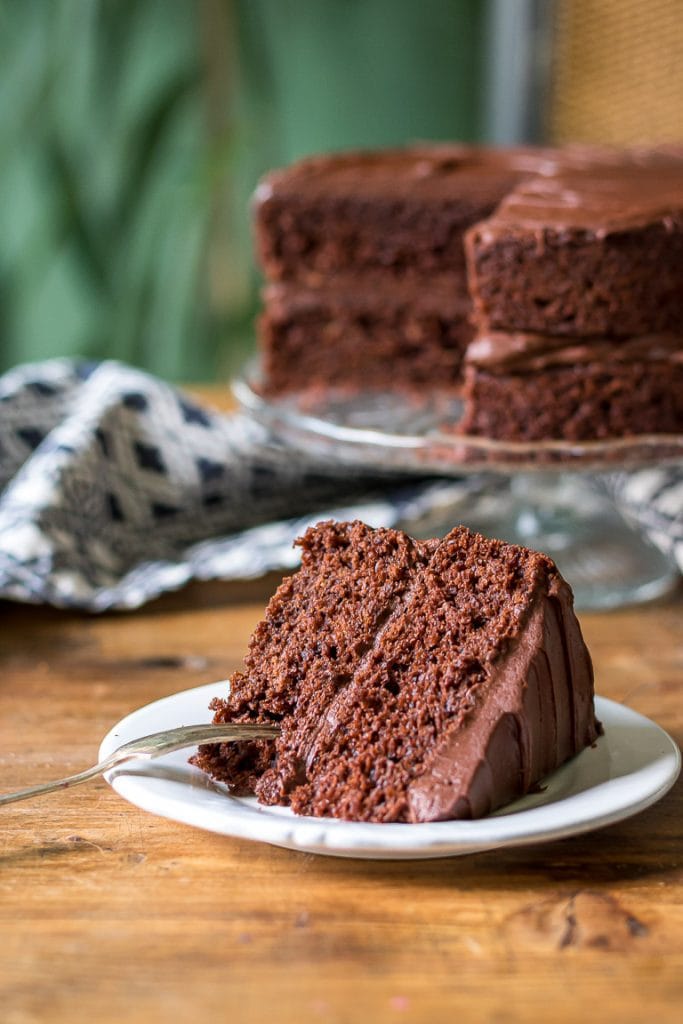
left=255, top=144, right=683, bottom=225
left=465, top=330, right=683, bottom=373
left=253, top=145, right=564, bottom=204
left=408, top=576, right=598, bottom=822
left=263, top=280, right=471, bottom=319
left=475, top=159, right=683, bottom=238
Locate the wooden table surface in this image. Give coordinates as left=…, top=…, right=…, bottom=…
left=1, top=393, right=682, bottom=1024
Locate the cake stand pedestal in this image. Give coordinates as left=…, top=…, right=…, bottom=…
left=234, top=365, right=682, bottom=611
left=404, top=472, right=677, bottom=611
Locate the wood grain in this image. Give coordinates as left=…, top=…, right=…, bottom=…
left=2, top=582, right=681, bottom=1024
left=0, top=388, right=681, bottom=1023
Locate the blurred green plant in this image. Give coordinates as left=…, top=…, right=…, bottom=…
left=0, top=0, right=252, bottom=380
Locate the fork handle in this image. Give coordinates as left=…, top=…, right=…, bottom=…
left=0, top=721, right=280, bottom=806
left=0, top=764, right=112, bottom=806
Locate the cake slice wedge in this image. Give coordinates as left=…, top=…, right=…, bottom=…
left=193, top=521, right=600, bottom=822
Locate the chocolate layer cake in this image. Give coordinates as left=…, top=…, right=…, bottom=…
left=194, top=521, right=599, bottom=823
left=254, top=146, right=558, bottom=395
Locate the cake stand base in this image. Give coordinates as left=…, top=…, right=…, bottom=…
left=402, top=473, right=679, bottom=612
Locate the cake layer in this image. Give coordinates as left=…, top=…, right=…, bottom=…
left=458, top=337, right=683, bottom=441
left=194, top=521, right=599, bottom=823
left=259, top=282, right=473, bottom=394
left=254, top=145, right=559, bottom=286
left=466, top=161, right=683, bottom=338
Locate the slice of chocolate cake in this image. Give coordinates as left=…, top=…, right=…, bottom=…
left=253, top=145, right=559, bottom=394
left=193, top=521, right=600, bottom=823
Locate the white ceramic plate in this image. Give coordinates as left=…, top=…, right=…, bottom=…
left=100, top=683, right=680, bottom=860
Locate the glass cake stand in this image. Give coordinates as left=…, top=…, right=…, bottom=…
left=233, top=362, right=683, bottom=611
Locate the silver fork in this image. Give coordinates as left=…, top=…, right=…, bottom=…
left=0, top=722, right=280, bottom=806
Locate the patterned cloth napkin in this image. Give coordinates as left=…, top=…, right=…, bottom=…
left=0, top=359, right=681, bottom=611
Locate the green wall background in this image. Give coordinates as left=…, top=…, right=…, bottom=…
left=0, top=0, right=487, bottom=381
